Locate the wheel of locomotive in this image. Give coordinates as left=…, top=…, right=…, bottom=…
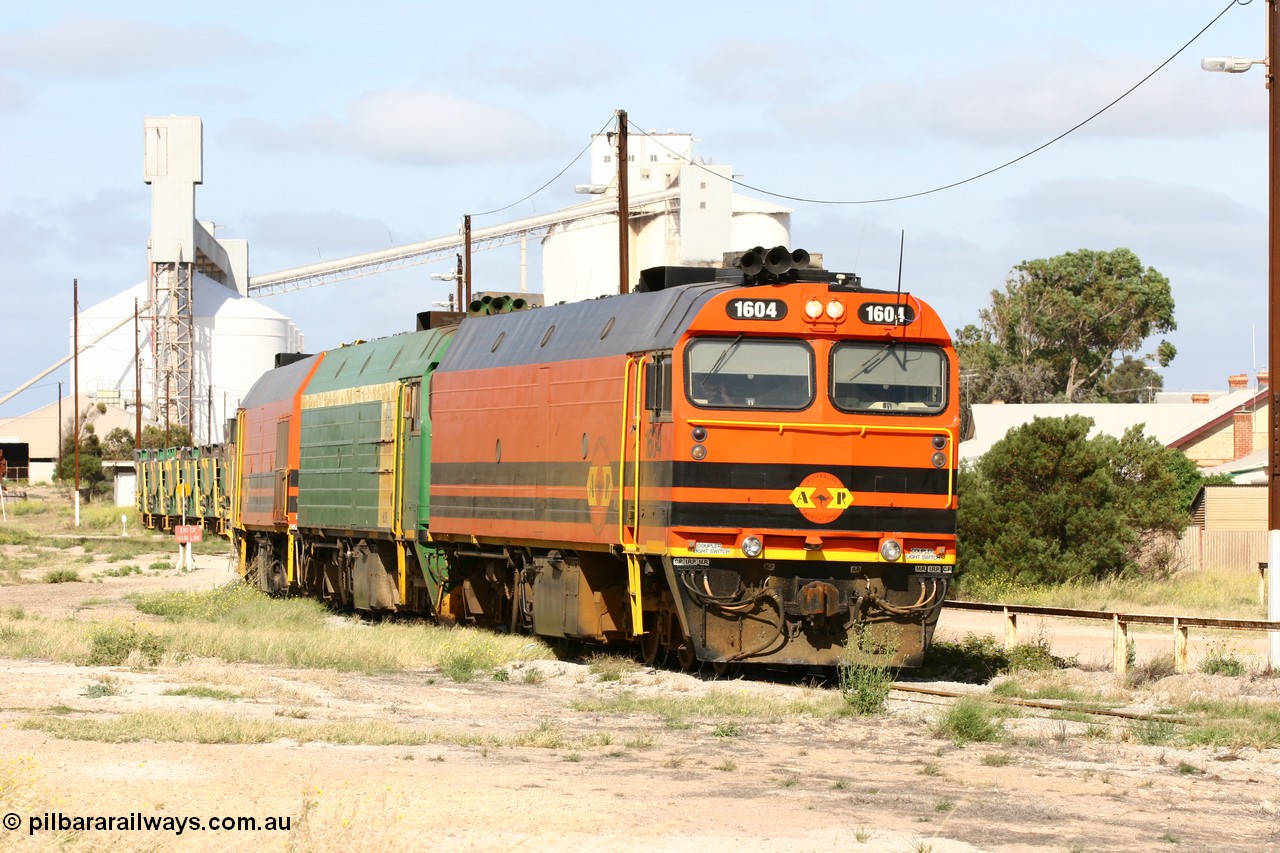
left=676, top=643, right=699, bottom=672
left=709, top=660, right=740, bottom=679
left=639, top=628, right=662, bottom=667
left=264, top=558, right=287, bottom=596
left=246, top=550, right=268, bottom=593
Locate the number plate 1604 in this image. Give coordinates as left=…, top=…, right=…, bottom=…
left=726, top=298, right=787, bottom=321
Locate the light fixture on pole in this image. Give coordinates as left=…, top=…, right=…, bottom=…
left=429, top=253, right=465, bottom=312
left=1202, top=0, right=1280, bottom=669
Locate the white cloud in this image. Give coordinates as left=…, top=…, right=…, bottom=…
left=1006, top=176, right=1263, bottom=277
left=818, top=44, right=1260, bottom=146
left=243, top=210, right=401, bottom=257
left=467, top=39, right=622, bottom=93
left=0, top=73, right=28, bottom=112
left=0, top=16, right=254, bottom=75
left=227, top=90, right=567, bottom=165
left=691, top=38, right=829, bottom=104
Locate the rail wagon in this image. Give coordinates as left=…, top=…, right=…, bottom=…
left=135, top=445, right=227, bottom=534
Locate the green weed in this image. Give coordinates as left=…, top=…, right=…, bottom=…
left=934, top=698, right=1003, bottom=745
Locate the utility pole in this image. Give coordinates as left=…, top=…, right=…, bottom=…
left=134, top=298, right=142, bottom=449
left=1268, top=0, right=1280, bottom=668
left=616, top=109, right=630, bottom=295
left=73, top=278, right=80, bottom=526
left=455, top=253, right=464, bottom=312
left=463, top=214, right=473, bottom=307
left=1202, top=2, right=1280, bottom=668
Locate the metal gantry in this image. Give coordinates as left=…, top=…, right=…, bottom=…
left=151, top=259, right=196, bottom=436
left=243, top=189, right=680, bottom=297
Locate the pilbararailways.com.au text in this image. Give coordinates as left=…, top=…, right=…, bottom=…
left=6, top=811, right=292, bottom=836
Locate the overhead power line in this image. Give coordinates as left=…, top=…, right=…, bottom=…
left=631, top=0, right=1248, bottom=206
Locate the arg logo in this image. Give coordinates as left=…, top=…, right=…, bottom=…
left=788, top=472, right=852, bottom=524
left=585, top=437, right=615, bottom=532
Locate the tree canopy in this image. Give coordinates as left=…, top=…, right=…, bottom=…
left=957, top=248, right=1176, bottom=406
left=957, top=415, right=1202, bottom=589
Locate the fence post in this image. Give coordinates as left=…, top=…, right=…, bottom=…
left=1112, top=614, right=1129, bottom=675
left=1260, top=563, right=1268, bottom=607
left=1003, top=607, right=1017, bottom=649
left=1174, top=617, right=1189, bottom=674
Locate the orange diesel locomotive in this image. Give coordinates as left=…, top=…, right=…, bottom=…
left=428, top=248, right=958, bottom=668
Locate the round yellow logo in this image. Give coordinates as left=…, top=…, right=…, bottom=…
left=788, top=472, right=852, bottom=524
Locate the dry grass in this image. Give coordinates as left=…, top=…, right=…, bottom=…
left=0, top=584, right=556, bottom=676
left=571, top=686, right=847, bottom=722
left=964, top=571, right=1263, bottom=620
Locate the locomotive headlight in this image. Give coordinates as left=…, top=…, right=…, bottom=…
left=691, top=444, right=707, bottom=460
left=932, top=434, right=948, bottom=450
left=804, top=298, right=823, bottom=319
left=931, top=451, right=947, bottom=468
left=880, top=539, right=902, bottom=562
left=742, top=536, right=764, bottom=558
left=692, top=426, right=707, bottom=442
left=825, top=300, right=846, bottom=319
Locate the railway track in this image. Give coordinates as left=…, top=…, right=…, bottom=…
left=888, top=681, right=1189, bottom=735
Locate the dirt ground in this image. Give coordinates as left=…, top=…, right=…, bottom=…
left=1, top=542, right=1279, bottom=852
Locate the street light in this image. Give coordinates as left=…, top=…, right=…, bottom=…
left=1202, top=0, right=1280, bottom=669
left=1201, top=55, right=1262, bottom=73
left=430, top=253, right=465, bottom=312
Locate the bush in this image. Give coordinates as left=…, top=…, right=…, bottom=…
left=934, top=698, right=1003, bottom=745
left=838, top=657, right=895, bottom=715
left=1199, top=643, right=1246, bottom=677
left=922, top=633, right=1071, bottom=683
left=959, top=417, right=1200, bottom=587
left=86, top=623, right=167, bottom=667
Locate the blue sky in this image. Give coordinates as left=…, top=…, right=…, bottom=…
left=0, top=0, right=1267, bottom=417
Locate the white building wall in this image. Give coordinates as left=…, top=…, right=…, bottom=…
left=730, top=212, right=791, bottom=257
left=75, top=276, right=304, bottom=443
left=590, top=130, right=692, bottom=194
left=544, top=130, right=794, bottom=304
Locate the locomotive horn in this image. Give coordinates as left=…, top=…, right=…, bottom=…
left=511, top=297, right=528, bottom=310
left=791, top=248, right=811, bottom=269
left=738, top=250, right=764, bottom=276
left=764, top=245, right=794, bottom=275
left=468, top=299, right=486, bottom=314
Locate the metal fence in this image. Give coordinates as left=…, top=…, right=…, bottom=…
left=943, top=599, right=1280, bottom=675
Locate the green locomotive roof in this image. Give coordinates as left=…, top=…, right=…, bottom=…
left=305, top=327, right=455, bottom=393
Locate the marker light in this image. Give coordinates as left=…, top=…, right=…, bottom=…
left=805, top=299, right=824, bottom=319
left=825, top=300, right=846, bottom=319
left=931, top=451, right=947, bottom=468
left=692, top=427, right=707, bottom=442
left=691, top=444, right=707, bottom=460
left=880, top=539, right=902, bottom=562
left=742, top=536, right=764, bottom=558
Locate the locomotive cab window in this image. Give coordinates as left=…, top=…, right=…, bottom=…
left=831, top=342, right=947, bottom=414
left=685, top=337, right=814, bottom=410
